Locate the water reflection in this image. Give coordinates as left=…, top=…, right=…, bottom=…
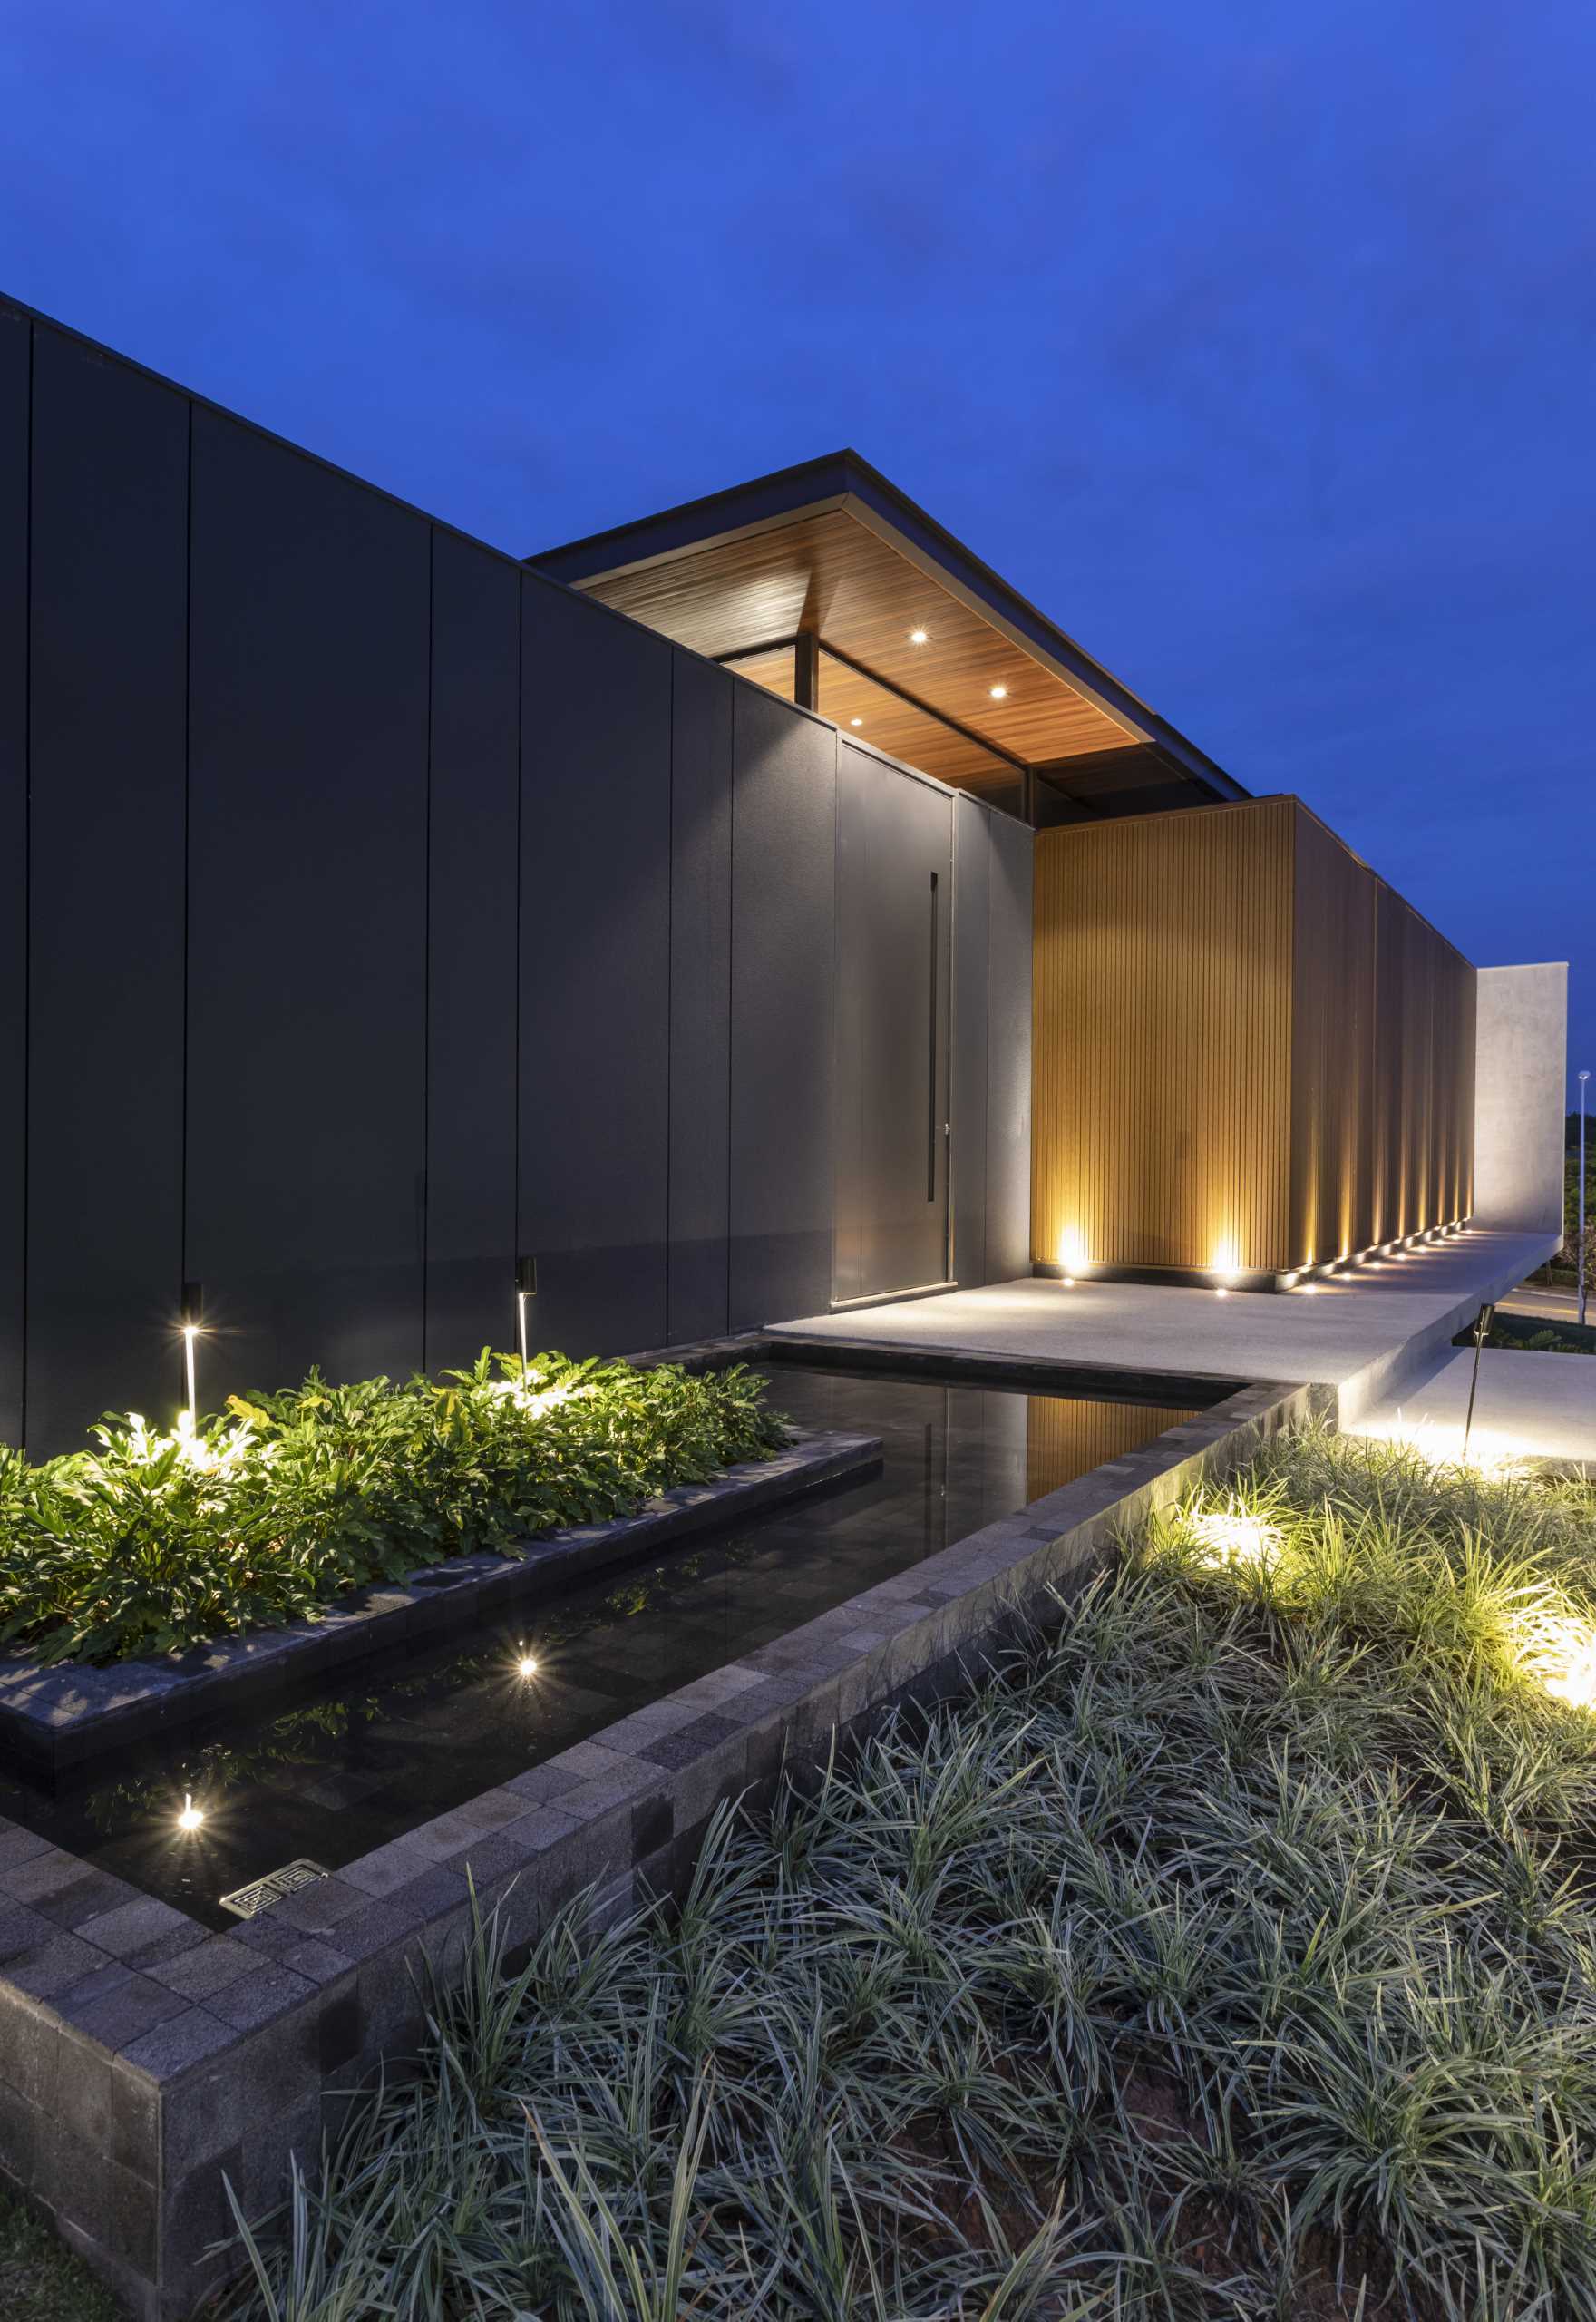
left=1, top=1361, right=1208, bottom=1927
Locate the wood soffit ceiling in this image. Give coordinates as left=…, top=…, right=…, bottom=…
left=568, top=502, right=1143, bottom=767
left=725, top=644, right=1018, bottom=795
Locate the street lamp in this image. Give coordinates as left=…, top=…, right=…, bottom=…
left=1580, top=1071, right=1590, bottom=1329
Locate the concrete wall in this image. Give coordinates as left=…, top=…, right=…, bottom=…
left=0, top=290, right=1035, bottom=1450
left=1474, top=962, right=1569, bottom=1233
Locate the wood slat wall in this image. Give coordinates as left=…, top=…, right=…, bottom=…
left=1367, top=880, right=1475, bottom=1245
left=1033, top=797, right=1475, bottom=1279
left=1289, top=808, right=1377, bottom=1266
left=1031, top=797, right=1296, bottom=1274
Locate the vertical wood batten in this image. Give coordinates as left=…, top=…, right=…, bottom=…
left=1032, top=798, right=1295, bottom=1275
left=1290, top=806, right=1377, bottom=1267
left=1033, top=796, right=1475, bottom=1283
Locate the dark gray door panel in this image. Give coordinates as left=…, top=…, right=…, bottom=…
left=835, top=747, right=951, bottom=1302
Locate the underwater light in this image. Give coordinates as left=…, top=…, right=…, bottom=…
left=515, top=1648, right=539, bottom=1680
left=177, top=1792, right=204, bottom=1834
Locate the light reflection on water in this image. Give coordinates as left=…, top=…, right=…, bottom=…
left=0, top=1361, right=1204, bottom=1927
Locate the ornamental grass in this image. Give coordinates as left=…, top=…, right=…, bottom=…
left=225, top=1429, right=1596, bottom=2320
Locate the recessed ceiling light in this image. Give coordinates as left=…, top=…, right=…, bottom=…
left=908, top=628, right=929, bottom=646
left=988, top=684, right=1007, bottom=700
left=850, top=717, right=863, bottom=727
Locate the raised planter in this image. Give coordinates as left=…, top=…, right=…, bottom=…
left=0, top=1426, right=882, bottom=1774
left=0, top=1378, right=1310, bottom=2320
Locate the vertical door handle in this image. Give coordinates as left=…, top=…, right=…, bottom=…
left=928, top=873, right=939, bottom=1201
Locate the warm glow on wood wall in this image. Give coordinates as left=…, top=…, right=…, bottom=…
left=1031, top=797, right=1474, bottom=1279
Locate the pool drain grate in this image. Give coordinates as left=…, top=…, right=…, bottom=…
left=219, top=1858, right=332, bottom=1919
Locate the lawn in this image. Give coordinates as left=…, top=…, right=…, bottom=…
left=0, top=2190, right=122, bottom=2322
left=214, top=1427, right=1596, bottom=2320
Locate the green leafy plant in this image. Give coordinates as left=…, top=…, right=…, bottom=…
left=0, top=1351, right=786, bottom=1667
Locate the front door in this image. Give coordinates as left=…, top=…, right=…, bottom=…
left=833, top=744, right=952, bottom=1304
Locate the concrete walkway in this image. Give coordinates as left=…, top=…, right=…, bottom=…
left=1359, top=1343, right=1596, bottom=1470
left=766, top=1227, right=1558, bottom=1425
left=1497, top=1279, right=1587, bottom=1327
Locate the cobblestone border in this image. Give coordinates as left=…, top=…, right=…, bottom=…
left=0, top=1427, right=881, bottom=1773
left=0, top=1377, right=1315, bottom=2317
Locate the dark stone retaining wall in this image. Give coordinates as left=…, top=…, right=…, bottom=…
left=0, top=1379, right=1315, bottom=2317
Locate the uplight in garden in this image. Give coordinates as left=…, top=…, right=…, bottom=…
left=489, top=1376, right=586, bottom=1421
left=1518, top=1610, right=1596, bottom=1712
left=122, top=1407, right=258, bottom=1476
left=1188, top=1508, right=1280, bottom=1569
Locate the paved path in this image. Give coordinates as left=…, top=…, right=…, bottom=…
left=1498, top=1279, right=1587, bottom=1328
left=1360, top=1343, right=1596, bottom=1469
left=766, top=1228, right=1558, bottom=1425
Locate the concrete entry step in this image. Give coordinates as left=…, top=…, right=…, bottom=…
left=764, top=1226, right=1560, bottom=1427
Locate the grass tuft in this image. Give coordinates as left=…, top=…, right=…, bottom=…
left=0, top=2190, right=122, bottom=2322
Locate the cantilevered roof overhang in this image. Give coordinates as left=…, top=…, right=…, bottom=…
left=528, top=452, right=1248, bottom=817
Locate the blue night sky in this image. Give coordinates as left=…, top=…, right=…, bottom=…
left=4, top=1, right=1591, bottom=1097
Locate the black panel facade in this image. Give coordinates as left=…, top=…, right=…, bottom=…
left=834, top=746, right=951, bottom=1302
left=26, top=327, right=189, bottom=1451
left=519, top=581, right=671, bottom=1357
left=186, top=409, right=431, bottom=1403
left=667, top=650, right=734, bottom=1343
left=985, top=806, right=1034, bottom=1283
left=1, top=290, right=1056, bottom=1444
left=951, top=794, right=990, bottom=1292
left=0, top=305, right=26, bottom=1445
left=425, top=531, right=521, bottom=1373
left=728, top=685, right=837, bottom=1328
